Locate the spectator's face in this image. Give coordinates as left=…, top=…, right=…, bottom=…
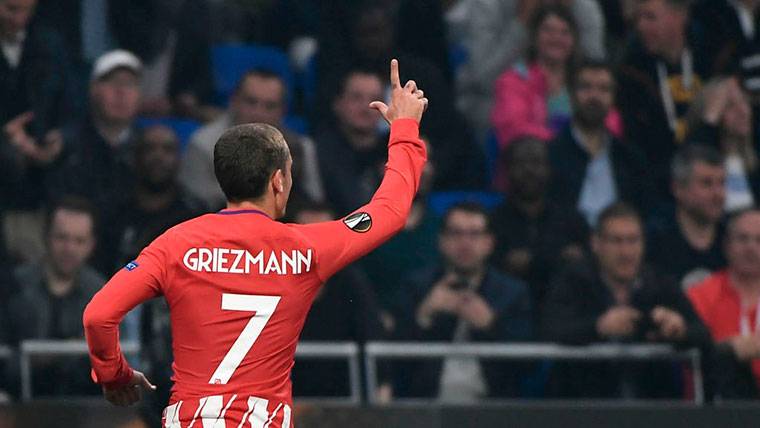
left=136, top=125, right=179, bottom=191
left=353, top=8, right=394, bottom=61
left=333, top=73, right=383, bottom=136
left=47, top=209, right=95, bottom=278
left=90, top=69, right=141, bottom=125
left=572, top=68, right=614, bottom=128
left=636, top=0, right=687, bottom=56
left=535, top=14, right=575, bottom=65
left=294, top=210, right=333, bottom=225
left=592, top=217, right=644, bottom=284
left=0, top=0, right=36, bottom=38
left=726, top=212, right=760, bottom=278
left=674, top=162, right=726, bottom=224
left=231, top=75, right=286, bottom=126
left=506, top=138, right=550, bottom=199
left=439, top=211, right=494, bottom=274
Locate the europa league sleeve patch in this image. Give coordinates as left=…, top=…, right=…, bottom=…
left=343, top=212, right=372, bottom=233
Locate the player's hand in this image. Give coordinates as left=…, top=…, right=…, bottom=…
left=596, top=306, right=642, bottom=338
left=369, top=59, right=428, bottom=125
left=650, top=306, right=687, bottom=341
left=103, top=370, right=156, bottom=407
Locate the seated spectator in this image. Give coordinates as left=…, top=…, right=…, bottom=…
left=394, top=202, right=532, bottom=401
left=688, top=78, right=758, bottom=213
left=542, top=202, right=710, bottom=398
left=648, top=145, right=726, bottom=290
left=692, top=0, right=760, bottom=98
left=180, top=69, right=324, bottom=211
left=360, top=138, right=439, bottom=311
left=491, top=5, right=576, bottom=149
left=288, top=201, right=391, bottom=400
left=314, top=68, right=388, bottom=215
left=317, top=2, right=484, bottom=190
left=491, top=135, right=588, bottom=317
left=1, top=0, right=71, bottom=262
left=618, top=0, right=711, bottom=197
left=548, top=59, right=649, bottom=226
left=6, top=196, right=103, bottom=397
left=457, top=0, right=606, bottom=141
left=48, top=49, right=142, bottom=275
left=688, top=208, right=760, bottom=399
left=109, top=0, right=218, bottom=122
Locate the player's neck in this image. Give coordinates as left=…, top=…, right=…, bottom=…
left=226, top=200, right=274, bottom=218
left=730, top=271, right=760, bottom=305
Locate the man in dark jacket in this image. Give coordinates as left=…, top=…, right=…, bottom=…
left=543, top=202, right=711, bottom=398
left=394, top=202, right=532, bottom=401
left=549, top=59, right=651, bottom=226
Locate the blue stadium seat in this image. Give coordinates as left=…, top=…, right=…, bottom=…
left=428, top=191, right=504, bottom=216
left=212, top=44, right=294, bottom=108
left=136, top=117, right=202, bottom=153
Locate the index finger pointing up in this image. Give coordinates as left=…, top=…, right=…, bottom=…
left=390, top=59, right=400, bottom=89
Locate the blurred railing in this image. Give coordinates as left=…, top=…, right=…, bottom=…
left=16, top=340, right=361, bottom=404
left=364, top=342, right=704, bottom=405
left=12, top=340, right=703, bottom=405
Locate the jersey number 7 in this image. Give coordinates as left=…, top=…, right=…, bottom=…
left=209, top=293, right=282, bottom=385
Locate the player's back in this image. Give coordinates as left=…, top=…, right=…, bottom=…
left=160, top=209, right=321, bottom=427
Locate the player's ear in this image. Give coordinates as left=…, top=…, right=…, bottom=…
left=273, top=169, right=285, bottom=193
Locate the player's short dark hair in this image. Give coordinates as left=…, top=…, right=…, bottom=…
left=567, top=58, right=615, bottom=93
left=440, top=201, right=492, bottom=234
left=595, top=202, right=642, bottom=235
left=44, top=195, right=98, bottom=238
left=671, top=144, right=723, bottom=185
left=214, top=123, right=290, bottom=203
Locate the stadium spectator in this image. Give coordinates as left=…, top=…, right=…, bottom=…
left=288, top=201, right=391, bottom=400
left=491, top=5, right=574, bottom=149
left=542, top=202, right=710, bottom=398
left=314, top=68, right=388, bottom=215
left=548, top=59, right=649, bottom=226
left=692, top=0, right=760, bottom=99
left=394, top=202, right=532, bottom=401
left=47, top=49, right=142, bottom=275
left=360, top=138, right=439, bottom=311
left=457, top=0, right=606, bottom=142
left=180, top=69, right=324, bottom=211
left=688, top=208, right=760, bottom=399
left=316, top=2, right=485, bottom=190
left=687, top=78, right=758, bottom=213
left=490, top=135, right=588, bottom=317
left=108, top=0, right=217, bottom=122
left=1, top=0, right=71, bottom=262
left=6, top=196, right=103, bottom=396
left=647, top=145, right=726, bottom=290
left=617, top=0, right=711, bottom=198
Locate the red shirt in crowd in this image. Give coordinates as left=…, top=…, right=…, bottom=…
left=83, top=119, right=426, bottom=427
left=687, top=270, right=760, bottom=388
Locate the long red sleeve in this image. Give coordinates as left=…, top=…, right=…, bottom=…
left=293, top=118, right=427, bottom=281
left=83, top=234, right=168, bottom=388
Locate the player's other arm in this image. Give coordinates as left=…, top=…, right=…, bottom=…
left=83, top=237, right=167, bottom=405
left=296, top=59, right=429, bottom=280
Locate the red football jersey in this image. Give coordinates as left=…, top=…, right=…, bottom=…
left=83, top=119, right=426, bottom=427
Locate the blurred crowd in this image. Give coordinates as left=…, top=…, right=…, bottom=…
left=2, top=0, right=760, bottom=417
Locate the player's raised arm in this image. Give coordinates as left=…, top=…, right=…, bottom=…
left=294, top=59, right=429, bottom=281
left=83, top=235, right=166, bottom=405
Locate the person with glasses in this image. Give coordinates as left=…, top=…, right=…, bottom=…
left=393, top=201, right=532, bottom=401
left=542, top=202, right=709, bottom=398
